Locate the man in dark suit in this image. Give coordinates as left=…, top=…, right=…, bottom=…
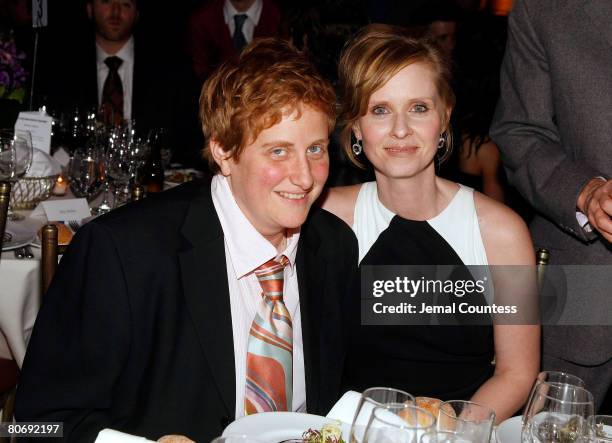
left=185, top=0, right=282, bottom=82
left=490, top=0, right=612, bottom=409
left=15, top=38, right=358, bottom=441
left=38, top=0, right=198, bottom=162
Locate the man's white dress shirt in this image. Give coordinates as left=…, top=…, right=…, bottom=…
left=95, top=37, right=134, bottom=121
left=223, top=0, right=263, bottom=43
left=210, top=174, right=306, bottom=419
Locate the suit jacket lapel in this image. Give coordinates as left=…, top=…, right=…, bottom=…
left=179, top=188, right=236, bottom=417
left=584, top=0, right=612, bottom=49
left=297, top=224, right=325, bottom=413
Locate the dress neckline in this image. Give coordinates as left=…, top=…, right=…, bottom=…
left=372, top=182, right=464, bottom=224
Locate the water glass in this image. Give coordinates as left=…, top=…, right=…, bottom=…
left=420, top=431, right=472, bottom=443
left=522, top=382, right=594, bottom=443
left=363, top=404, right=436, bottom=443
left=437, top=400, right=495, bottom=443
left=350, top=387, right=415, bottom=443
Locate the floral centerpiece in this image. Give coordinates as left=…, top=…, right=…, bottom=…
left=0, top=31, right=27, bottom=104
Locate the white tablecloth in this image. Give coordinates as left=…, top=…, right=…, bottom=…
left=0, top=248, right=41, bottom=367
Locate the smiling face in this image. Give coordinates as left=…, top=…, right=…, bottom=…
left=213, top=105, right=330, bottom=246
left=353, top=62, right=450, bottom=181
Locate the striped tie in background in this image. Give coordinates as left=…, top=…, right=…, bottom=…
left=245, top=256, right=292, bottom=414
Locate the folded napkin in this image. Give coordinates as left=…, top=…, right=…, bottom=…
left=94, top=429, right=156, bottom=443
left=326, top=390, right=363, bottom=425
left=26, top=148, right=62, bottom=177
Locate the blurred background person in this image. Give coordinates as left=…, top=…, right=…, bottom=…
left=491, top=0, right=612, bottom=410
left=185, top=0, right=282, bottom=83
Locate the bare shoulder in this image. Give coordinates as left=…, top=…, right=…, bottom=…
left=319, top=184, right=362, bottom=227
left=473, top=191, right=535, bottom=265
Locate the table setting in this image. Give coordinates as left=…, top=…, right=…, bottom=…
left=0, top=111, right=200, bottom=368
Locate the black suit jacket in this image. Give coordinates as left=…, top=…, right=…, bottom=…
left=15, top=181, right=358, bottom=442
left=37, top=33, right=200, bottom=163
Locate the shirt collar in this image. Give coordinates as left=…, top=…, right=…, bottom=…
left=96, top=36, right=135, bottom=66
left=211, top=174, right=299, bottom=279
left=223, top=0, right=263, bottom=26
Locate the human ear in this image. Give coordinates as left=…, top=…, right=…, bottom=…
left=210, top=140, right=232, bottom=176
left=352, top=122, right=362, bottom=141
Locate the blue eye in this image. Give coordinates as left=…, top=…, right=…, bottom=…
left=412, top=104, right=428, bottom=113
left=307, top=145, right=323, bottom=155
left=271, top=148, right=287, bottom=157
left=372, top=106, right=389, bottom=115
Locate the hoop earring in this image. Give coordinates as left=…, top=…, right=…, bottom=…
left=352, top=139, right=363, bottom=156
left=438, top=132, right=446, bottom=150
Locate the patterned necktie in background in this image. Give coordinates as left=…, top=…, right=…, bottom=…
left=101, top=56, right=124, bottom=126
left=245, top=256, right=293, bottom=414
left=233, top=14, right=248, bottom=51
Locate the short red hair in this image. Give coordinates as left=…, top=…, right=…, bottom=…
left=199, top=38, right=337, bottom=173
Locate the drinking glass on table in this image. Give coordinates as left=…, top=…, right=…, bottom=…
left=523, top=371, right=586, bottom=428
left=351, top=387, right=415, bottom=443
left=521, top=382, right=594, bottom=443
left=437, top=400, right=495, bottom=443
left=0, top=129, right=33, bottom=221
left=363, top=403, right=436, bottom=443
left=69, top=143, right=104, bottom=201
left=420, top=431, right=471, bottom=443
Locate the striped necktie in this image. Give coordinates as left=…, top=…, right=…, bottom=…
left=245, top=256, right=292, bottom=414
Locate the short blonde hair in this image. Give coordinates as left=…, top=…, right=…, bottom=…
left=338, top=24, right=456, bottom=167
left=199, top=38, right=337, bottom=173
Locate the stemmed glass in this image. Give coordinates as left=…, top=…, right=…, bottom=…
left=522, top=382, right=594, bottom=443
left=363, top=403, right=436, bottom=443
left=0, top=130, right=33, bottom=221
left=437, top=400, right=495, bottom=443
left=523, top=371, right=586, bottom=428
left=68, top=141, right=104, bottom=201
left=350, top=387, right=415, bottom=443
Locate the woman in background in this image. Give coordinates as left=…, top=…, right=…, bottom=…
left=322, top=24, right=539, bottom=422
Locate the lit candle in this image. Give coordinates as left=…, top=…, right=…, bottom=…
left=53, top=175, right=68, bottom=196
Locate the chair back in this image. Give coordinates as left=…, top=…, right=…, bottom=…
left=42, top=224, right=58, bottom=294
left=0, top=181, right=10, bottom=251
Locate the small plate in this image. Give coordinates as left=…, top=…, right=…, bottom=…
left=2, top=221, right=37, bottom=251
left=223, top=412, right=348, bottom=443
left=495, top=415, right=521, bottom=443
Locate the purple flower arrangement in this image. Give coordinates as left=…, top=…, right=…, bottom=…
left=0, top=32, right=28, bottom=103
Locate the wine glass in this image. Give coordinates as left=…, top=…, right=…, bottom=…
left=69, top=143, right=103, bottom=201
left=437, top=400, right=495, bottom=443
left=523, top=371, right=586, bottom=428
left=0, top=129, right=33, bottom=221
left=522, top=382, right=594, bottom=443
left=363, top=404, right=436, bottom=443
left=350, top=387, right=415, bottom=443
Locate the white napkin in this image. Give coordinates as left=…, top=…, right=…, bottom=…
left=25, top=149, right=62, bottom=177
left=326, top=390, right=363, bottom=425
left=94, top=429, right=156, bottom=443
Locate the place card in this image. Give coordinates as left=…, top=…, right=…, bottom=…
left=32, top=198, right=91, bottom=222
left=14, top=110, right=53, bottom=154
